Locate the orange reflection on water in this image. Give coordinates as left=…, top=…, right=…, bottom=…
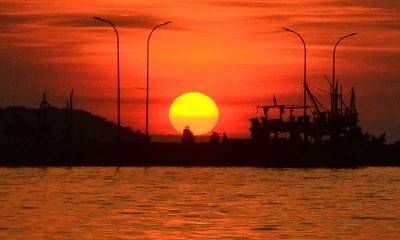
left=0, top=167, right=399, bottom=239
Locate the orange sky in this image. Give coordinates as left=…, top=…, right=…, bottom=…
left=0, top=0, right=399, bottom=142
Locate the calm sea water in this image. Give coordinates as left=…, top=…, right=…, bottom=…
left=0, top=167, right=399, bottom=239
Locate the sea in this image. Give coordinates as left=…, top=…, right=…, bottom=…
left=0, top=166, right=399, bottom=239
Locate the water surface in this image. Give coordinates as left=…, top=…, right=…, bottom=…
left=0, top=167, right=399, bottom=239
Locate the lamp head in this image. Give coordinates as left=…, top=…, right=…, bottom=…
left=93, top=16, right=102, bottom=21
left=164, top=21, right=172, bottom=25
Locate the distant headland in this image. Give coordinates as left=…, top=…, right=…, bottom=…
left=0, top=105, right=145, bottom=144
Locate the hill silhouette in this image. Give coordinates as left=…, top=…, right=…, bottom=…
left=0, top=106, right=145, bottom=142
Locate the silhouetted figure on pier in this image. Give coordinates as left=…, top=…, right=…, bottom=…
left=222, top=132, right=228, bottom=143
left=210, top=132, right=220, bottom=144
left=182, top=126, right=195, bottom=144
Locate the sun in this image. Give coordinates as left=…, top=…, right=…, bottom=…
left=169, top=92, right=219, bottom=135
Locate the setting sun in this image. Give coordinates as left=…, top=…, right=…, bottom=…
left=169, top=92, right=219, bottom=135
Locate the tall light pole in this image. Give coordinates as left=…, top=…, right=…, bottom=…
left=283, top=28, right=307, bottom=117
left=332, top=32, right=357, bottom=116
left=146, top=21, right=171, bottom=142
left=93, top=16, right=121, bottom=141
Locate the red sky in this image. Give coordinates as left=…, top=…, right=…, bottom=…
left=1, top=0, right=399, bottom=142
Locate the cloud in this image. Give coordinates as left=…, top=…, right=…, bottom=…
left=0, top=12, right=164, bottom=29
left=202, top=0, right=341, bottom=8
left=238, top=2, right=400, bottom=48
left=197, top=0, right=400, bottom=33
left=203, top=0, right=400, bottom=11
left=0, top=13, right=42, bottom=28
left=337, top=0, right=400, bottom=11
left=53, top=14, right=164, bottom=29
left=203, top=0, right=285, bottom=8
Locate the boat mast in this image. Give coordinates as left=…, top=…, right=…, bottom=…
left=332, top=33, right=357, bottom=117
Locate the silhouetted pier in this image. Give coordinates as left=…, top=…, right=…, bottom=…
left=1, top=140, right=399, bottom=168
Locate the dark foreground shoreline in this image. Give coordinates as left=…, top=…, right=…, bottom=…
left=1, top=141, right=399, bottom=168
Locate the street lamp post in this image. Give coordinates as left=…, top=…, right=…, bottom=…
left=146, top=21, right=171, bottom=142
left=283, top=28, right=307, bottom=117
left=332, top=32, right=357, bottom=116
left=93, top=16, right=121, bottom=141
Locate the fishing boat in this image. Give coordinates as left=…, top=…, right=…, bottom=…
left=245, top=71, right=397, bottom=166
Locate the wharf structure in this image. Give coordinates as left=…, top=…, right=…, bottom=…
left=249, top=82, right=366, bottom=145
